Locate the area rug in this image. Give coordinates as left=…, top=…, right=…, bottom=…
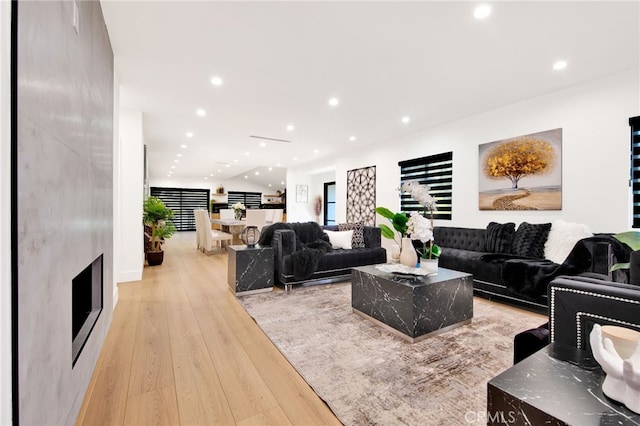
left=239, top=283, right=545, bottom=425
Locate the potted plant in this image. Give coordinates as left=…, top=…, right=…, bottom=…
left=143, top=196, right=176, bottom=266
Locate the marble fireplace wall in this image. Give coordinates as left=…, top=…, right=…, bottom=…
left=16, top=1, right=114, bottom=424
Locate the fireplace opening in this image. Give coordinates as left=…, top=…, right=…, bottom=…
left=72, top=254, right=103, bottom=367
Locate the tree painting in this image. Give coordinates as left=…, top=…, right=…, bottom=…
left=478, top=129, right=562, bottom=211
left=483, top=136, right=556, bottom=189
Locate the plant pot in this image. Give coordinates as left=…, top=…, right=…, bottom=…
left=420, top=258, right=439, bottom=275
left=146, top=250, right=164, bottom=266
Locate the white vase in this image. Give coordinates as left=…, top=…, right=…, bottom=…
left=234, top=210, right=242, bottom=220
left=420, top=258, right=439, bottom=275
left=399, top=237, right=418, bottom=268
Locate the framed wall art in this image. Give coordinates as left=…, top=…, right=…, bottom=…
left=479, top=128, right=562, bottom=210
left=346, top=165, right=376, bottom=226
left=296, top=184, right=308, bottom=203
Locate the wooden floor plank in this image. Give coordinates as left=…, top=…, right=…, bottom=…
left=124, top=385, right=180, bottom=425
left=127, top=300, right=175, bottom=397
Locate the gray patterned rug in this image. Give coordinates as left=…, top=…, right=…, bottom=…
left=239, top=282, right=544, bottom=425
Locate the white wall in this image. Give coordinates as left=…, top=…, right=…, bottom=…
left=118, top=109, right=144, bottom=282
left=0, top=1, right=11, bottom=423
left=288, top=70, right=640, bottom=255
left=112, top=70, right=120, bottom=305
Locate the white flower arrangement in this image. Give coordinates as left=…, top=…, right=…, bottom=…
left=232, top=202, right=245, bottom=211
left=407, top=212, right=433, bottom=243
left=400, top=181, right=438, bottom=212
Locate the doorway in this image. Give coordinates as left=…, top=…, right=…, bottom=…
left=324, top=181, right=336, bottom=225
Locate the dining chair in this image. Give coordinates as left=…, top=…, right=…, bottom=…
left=245, top=209, right=268, bottom=231
left=219, top=208, right=234, bottom=220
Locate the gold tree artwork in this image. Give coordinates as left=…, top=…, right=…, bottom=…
left=483, top=136, right=556, bottom=189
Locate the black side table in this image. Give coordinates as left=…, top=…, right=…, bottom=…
left=227, top=245, right=274, bottom=295
left=487, top=344, right=640, bottom=425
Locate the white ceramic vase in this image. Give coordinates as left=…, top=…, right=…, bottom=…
left=399, top=237, right=418, bottom=268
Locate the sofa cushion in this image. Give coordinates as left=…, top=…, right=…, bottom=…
left=325, top=230, right=353, bottom=249
left=338, top=222, right=365, bottom=248
left=544, top=219, right=592, bottom=264
left=484, top=222, right=515, bottom=253
left=511, top=222, right=552, bottom=258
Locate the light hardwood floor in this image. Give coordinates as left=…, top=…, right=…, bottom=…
left=76, top=232, right=341, bottom=425
left=77, top=231, right=546, bottom=425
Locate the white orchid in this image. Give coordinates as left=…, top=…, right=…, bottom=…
left=400, top=181, right=438, bottom=212
left=407, top=212, right=433, bottom=243
left=232, top=202, right=245, bottom=211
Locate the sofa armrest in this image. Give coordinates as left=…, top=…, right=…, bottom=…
left=363, top=226, right=381, bottom=248
left=272, top=229, right=296, bottom=273
left=549, top=275, right=640, bottom=353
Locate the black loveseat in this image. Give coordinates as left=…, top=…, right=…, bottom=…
left=261, top=222, right=387, bottom=290
left=432, top=223, right=630, bottom=312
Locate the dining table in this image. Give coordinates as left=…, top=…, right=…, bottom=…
left=211, top=218, right=246, bottom=245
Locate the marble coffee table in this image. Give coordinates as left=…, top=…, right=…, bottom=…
left=351, top=265, right=473, bottom=342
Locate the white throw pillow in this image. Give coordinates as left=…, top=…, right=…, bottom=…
left=325, top=230, right=353, bottom=250
left=544, top=219, right=593, bottom=264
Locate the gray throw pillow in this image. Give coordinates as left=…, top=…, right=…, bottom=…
left=338, top=222, right=365, bottom=248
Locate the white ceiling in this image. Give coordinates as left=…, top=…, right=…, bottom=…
left=101, top=1, right=639, bottom=189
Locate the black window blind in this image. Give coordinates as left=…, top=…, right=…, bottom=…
left=398, top=152, right=453, bottom=220
left=150, top=187, right=210, bottom=231
left=227, top=191, right=261, bottom=210
left=631, top=116, right=640, bottom=228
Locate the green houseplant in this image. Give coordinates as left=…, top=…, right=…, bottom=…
left=143, top=196, right=176, bottom=265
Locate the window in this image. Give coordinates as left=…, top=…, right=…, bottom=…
left=227, top=191, right=261, bottom=210
left=630, top=116, right=640, bottom=228
left=324, top=182, right=336, bottom=225
left=150, top=187, right=210, bottom=231
left=398, top=152, right=452, bottom=220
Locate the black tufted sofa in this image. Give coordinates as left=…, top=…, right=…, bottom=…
left=431, top=225, right=624, bottom=312
left=270, top=223, right=387, bottom=291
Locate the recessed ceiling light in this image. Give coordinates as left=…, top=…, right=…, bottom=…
left=167, top=174, right=171, bottom=177
left=204, top=177, right=208, bottom=180
left=474, top=4, right=492, bottom=19
left=259, top=142, right=266, bottom=147
left=293, top=157, right=298, bottom=161
left=171, top=166, right=176, bottom=169
left=217, top=169, right=221, bottom=173
left=177, top=153, right=183, bottom=157
left=174, top=159, right=180, bottom=163
left=268, top=167, right=273, bottom=171
left=349, top=136, right=356, bottom=141
left=225, top=164, right=231, bottom=168
left=244, top=175, right=248, bottom=179
left=196, top=109, right=206, bottom=117
left=268, top=184, right=272, bottom=187
left=277, top=163, right=282, bottom=167
left=281, top=181, right=285, bottom=185
left=401, top=116, right=411, bottom=124
left=244, top=152, right=251, bottom=156
left=186, top=132, right=193, bottom=138
left=328, top=97, right=339, bottom=107
left=553, top=60, right=568, bottom=70
left=210, top=76, right=223, bottom=86
left=180, top=144, right=187, bottom=149
left=313, top=149, right=319, bottom=154
left=255, top=171, right=260, bottom=175
left=233, top=159, right=238, bottom=163
left=286, top=124, right=295, bottom=131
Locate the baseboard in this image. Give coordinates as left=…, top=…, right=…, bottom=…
left=112, top=285, right=118, bottom=311
left=119, top=269, right=142, bottom=283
